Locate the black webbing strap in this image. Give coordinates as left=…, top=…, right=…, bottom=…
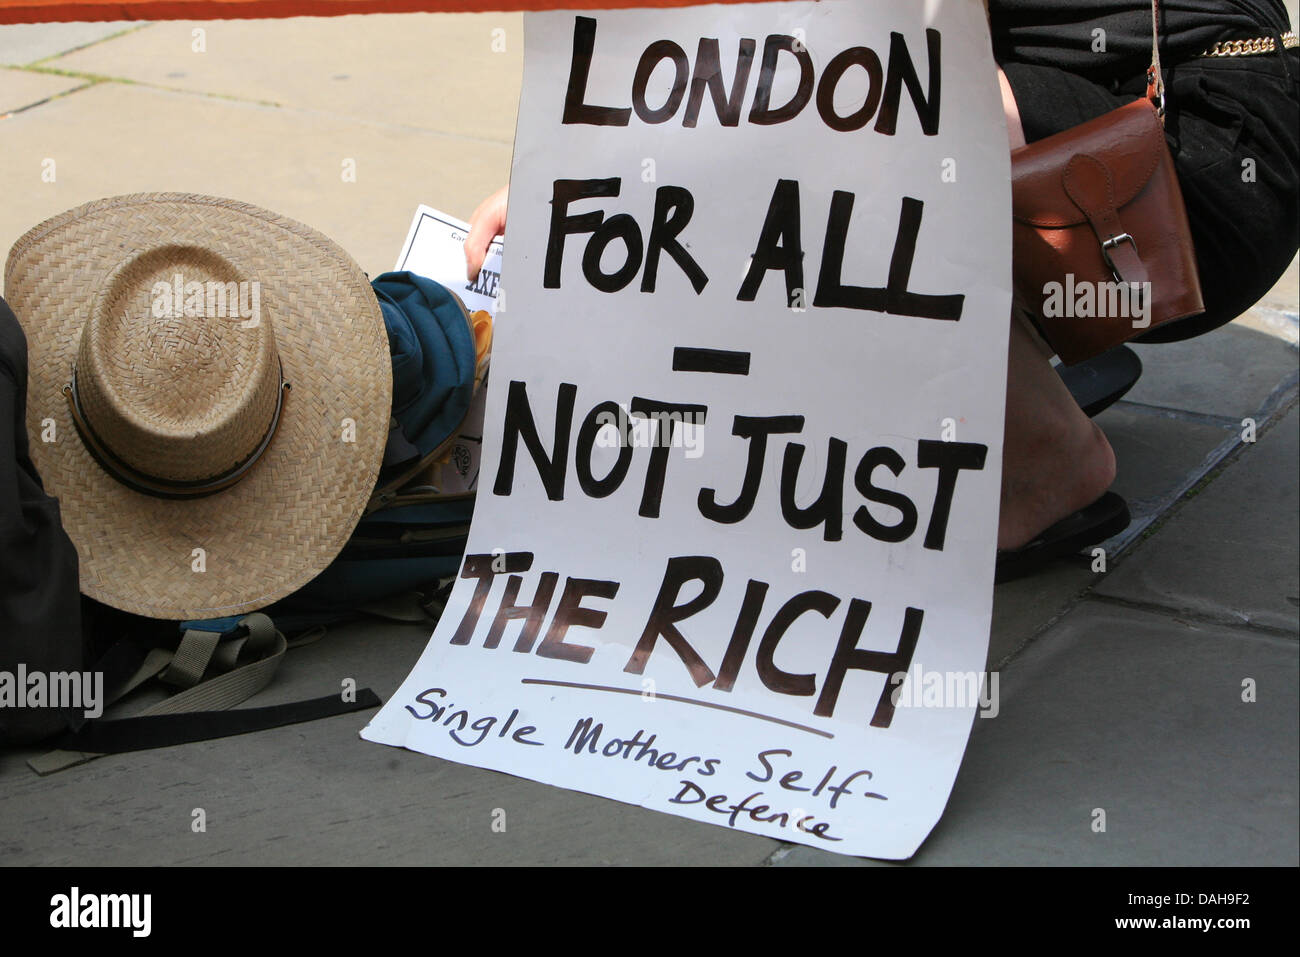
left=34, top=690, right=381, bottom=767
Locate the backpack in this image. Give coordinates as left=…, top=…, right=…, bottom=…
left=1, top=271, right=482, bottom=768
left=0, top=295, right=86, bottom=746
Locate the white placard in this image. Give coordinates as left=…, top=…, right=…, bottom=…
left=364, top=0, right=1011, bottom=860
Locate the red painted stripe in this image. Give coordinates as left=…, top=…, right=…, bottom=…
left=0, top=0, right=775, bottom=26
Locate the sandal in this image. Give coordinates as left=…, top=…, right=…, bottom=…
left=995, top=491, right=1131, bottom=583
left=1056, top=345, right=1142, bottom=418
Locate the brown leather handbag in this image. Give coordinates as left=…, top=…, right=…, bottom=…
left=1011, top=0, right=1204, bottom=365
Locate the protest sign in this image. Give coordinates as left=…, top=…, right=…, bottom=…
left=363, top=0, right=1011, bottom=859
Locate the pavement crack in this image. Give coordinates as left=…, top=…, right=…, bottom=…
left=26, top=22, right=153, bottom=68
left=0, top=80, right=97, bottom=119
left=1111, top=399, right=1240, bottom=428
left=1087, top=593, right=1298, bottom=641
left=9, top=68, right=515, bottom=145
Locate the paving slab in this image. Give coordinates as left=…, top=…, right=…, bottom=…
left=0, top=617, right=778, bottom=866
left=0, top=66, right=87, bottom=113
left=1094, top=400, right=1239, bottom=552
left=0, top=81, right=512, bottom=280
left=51, top=14, right=524, bottom=144
left=0, top=21, right=143, bottom=67
left=1235, top=304, right=1299, bottom=348
left=776, top=601, right=1299, bottom=865
left=990, top=562, right=1095, bottom=669
left=1124, top=321, right=1299, bottom=421
left=1096, top=405, right=1300, bottom=633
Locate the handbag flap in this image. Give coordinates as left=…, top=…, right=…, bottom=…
left=1011, top=98, right=1165, bottom=228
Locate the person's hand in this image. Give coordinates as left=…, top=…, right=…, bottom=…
left=465, top=185, right=508, bottom=281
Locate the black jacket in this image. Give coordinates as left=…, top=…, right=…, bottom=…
left=0, top=295, right=83, bottom=744
left=992, top=0, right=1292, bottom=80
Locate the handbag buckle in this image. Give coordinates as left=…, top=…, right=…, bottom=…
left=1101, top=232, right=1138, bottom=283
left=1146, top=67, right=1166, bottom=118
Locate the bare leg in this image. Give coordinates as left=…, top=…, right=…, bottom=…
left=1000, top=311, right=1117, bottom=549
left=997, top=69, right=1117, bottom=550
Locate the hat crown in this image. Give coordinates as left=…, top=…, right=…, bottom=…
left=74, top=244, right=281, bottom=484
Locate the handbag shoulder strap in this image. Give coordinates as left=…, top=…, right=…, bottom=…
left=1147, top=0, right=1166, bottom=118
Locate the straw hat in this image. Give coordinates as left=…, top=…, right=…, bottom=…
left=5, top=193, right=391, bottom=620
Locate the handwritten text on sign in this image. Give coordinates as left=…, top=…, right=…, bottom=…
left=363, top=0, right=1011, bottom=860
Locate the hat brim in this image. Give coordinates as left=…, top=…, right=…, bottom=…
left=5, top=193, right=392, bottom=620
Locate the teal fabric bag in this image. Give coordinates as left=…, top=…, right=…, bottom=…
left=372, top=270, right=477, bottom=494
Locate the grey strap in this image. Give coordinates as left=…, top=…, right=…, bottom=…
left=29, top=613, right=287, bottom=774
left=158, top=627, right=222, bottom=688
left=139, top=618, right=285, bottom=716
